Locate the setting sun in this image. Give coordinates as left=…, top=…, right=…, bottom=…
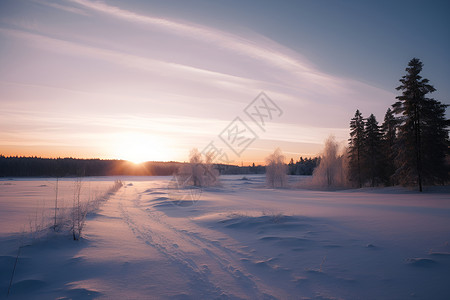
left=112, top=132, right=170, bottom=163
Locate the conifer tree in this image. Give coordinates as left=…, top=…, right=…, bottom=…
left=363, top=114, right=383, bottom=187
left=392, top=58, right=449, bottom=191
left=419, top=98, right=449, bottom=184
left=381, top=108, right=397, bottom=185
left=348, top=109, right=365, bottom=187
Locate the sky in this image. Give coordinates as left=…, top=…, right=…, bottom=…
left=1, top=0, right=449, bottom=164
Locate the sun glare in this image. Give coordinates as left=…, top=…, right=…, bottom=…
left=113, top=132, right=170, bottom=164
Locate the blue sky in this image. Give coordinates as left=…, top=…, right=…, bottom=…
left=0, top=0, right=449, bottom=163
left=124, top=0, right=450, bottom=96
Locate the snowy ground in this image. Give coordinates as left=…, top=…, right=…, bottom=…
left=1, top=175, right=450, bottom=299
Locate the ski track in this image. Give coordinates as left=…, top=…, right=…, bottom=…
left=117, top=184, right=274, bottom=299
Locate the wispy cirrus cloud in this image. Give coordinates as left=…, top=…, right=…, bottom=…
left=68, top=0, right=352, bottom=92
left=1, top=0, right=394, bottom=106
left=68, top=0, right=308, bottom=69
left=65, top=0, right=395, bottom=106
left=31, top=0, right=89, bottom=16
left=0, top=0, right=397, bottom=161
left=0, top=27, right=253, bottom=85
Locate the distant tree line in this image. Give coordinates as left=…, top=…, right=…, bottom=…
left=218, top=163, right=265, bottom=175
left=0, top=156, right=180, bottom=177
left=348, top=58, right=449, bottom=191
left=287, top=157, right=320, bottom=175
left=0, top=156, right=264, bottom=177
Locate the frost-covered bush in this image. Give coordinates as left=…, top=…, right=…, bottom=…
left=310, top=136, right=349, bottom=189
left=176, top=148, right=220, bottom=187
left=265, top=148, right=287, bottom=188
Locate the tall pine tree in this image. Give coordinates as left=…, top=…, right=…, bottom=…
left=363, top=114, right=383, bottom=187
left=348, top=109, right=365, bottom=188
left=381, top=108, right=397, bottom=185
left=393, top=58, right=449, bottom=191
left=420, top=98, right=449, bottom=184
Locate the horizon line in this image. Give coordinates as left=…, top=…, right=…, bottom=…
left=0, top=154, right=320, bottom=166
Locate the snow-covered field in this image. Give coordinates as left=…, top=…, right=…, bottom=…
left=1, top=175, right=450, bottom=299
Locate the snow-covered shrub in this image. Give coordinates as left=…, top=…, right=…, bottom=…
left=310, top=136, right=349, bottom=189
left=176, top=148, right=220, bottom=187
left=265, top=148, right=288, bottom=188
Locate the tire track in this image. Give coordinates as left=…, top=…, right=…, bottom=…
left=117, top=184, right=274, bottom=299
